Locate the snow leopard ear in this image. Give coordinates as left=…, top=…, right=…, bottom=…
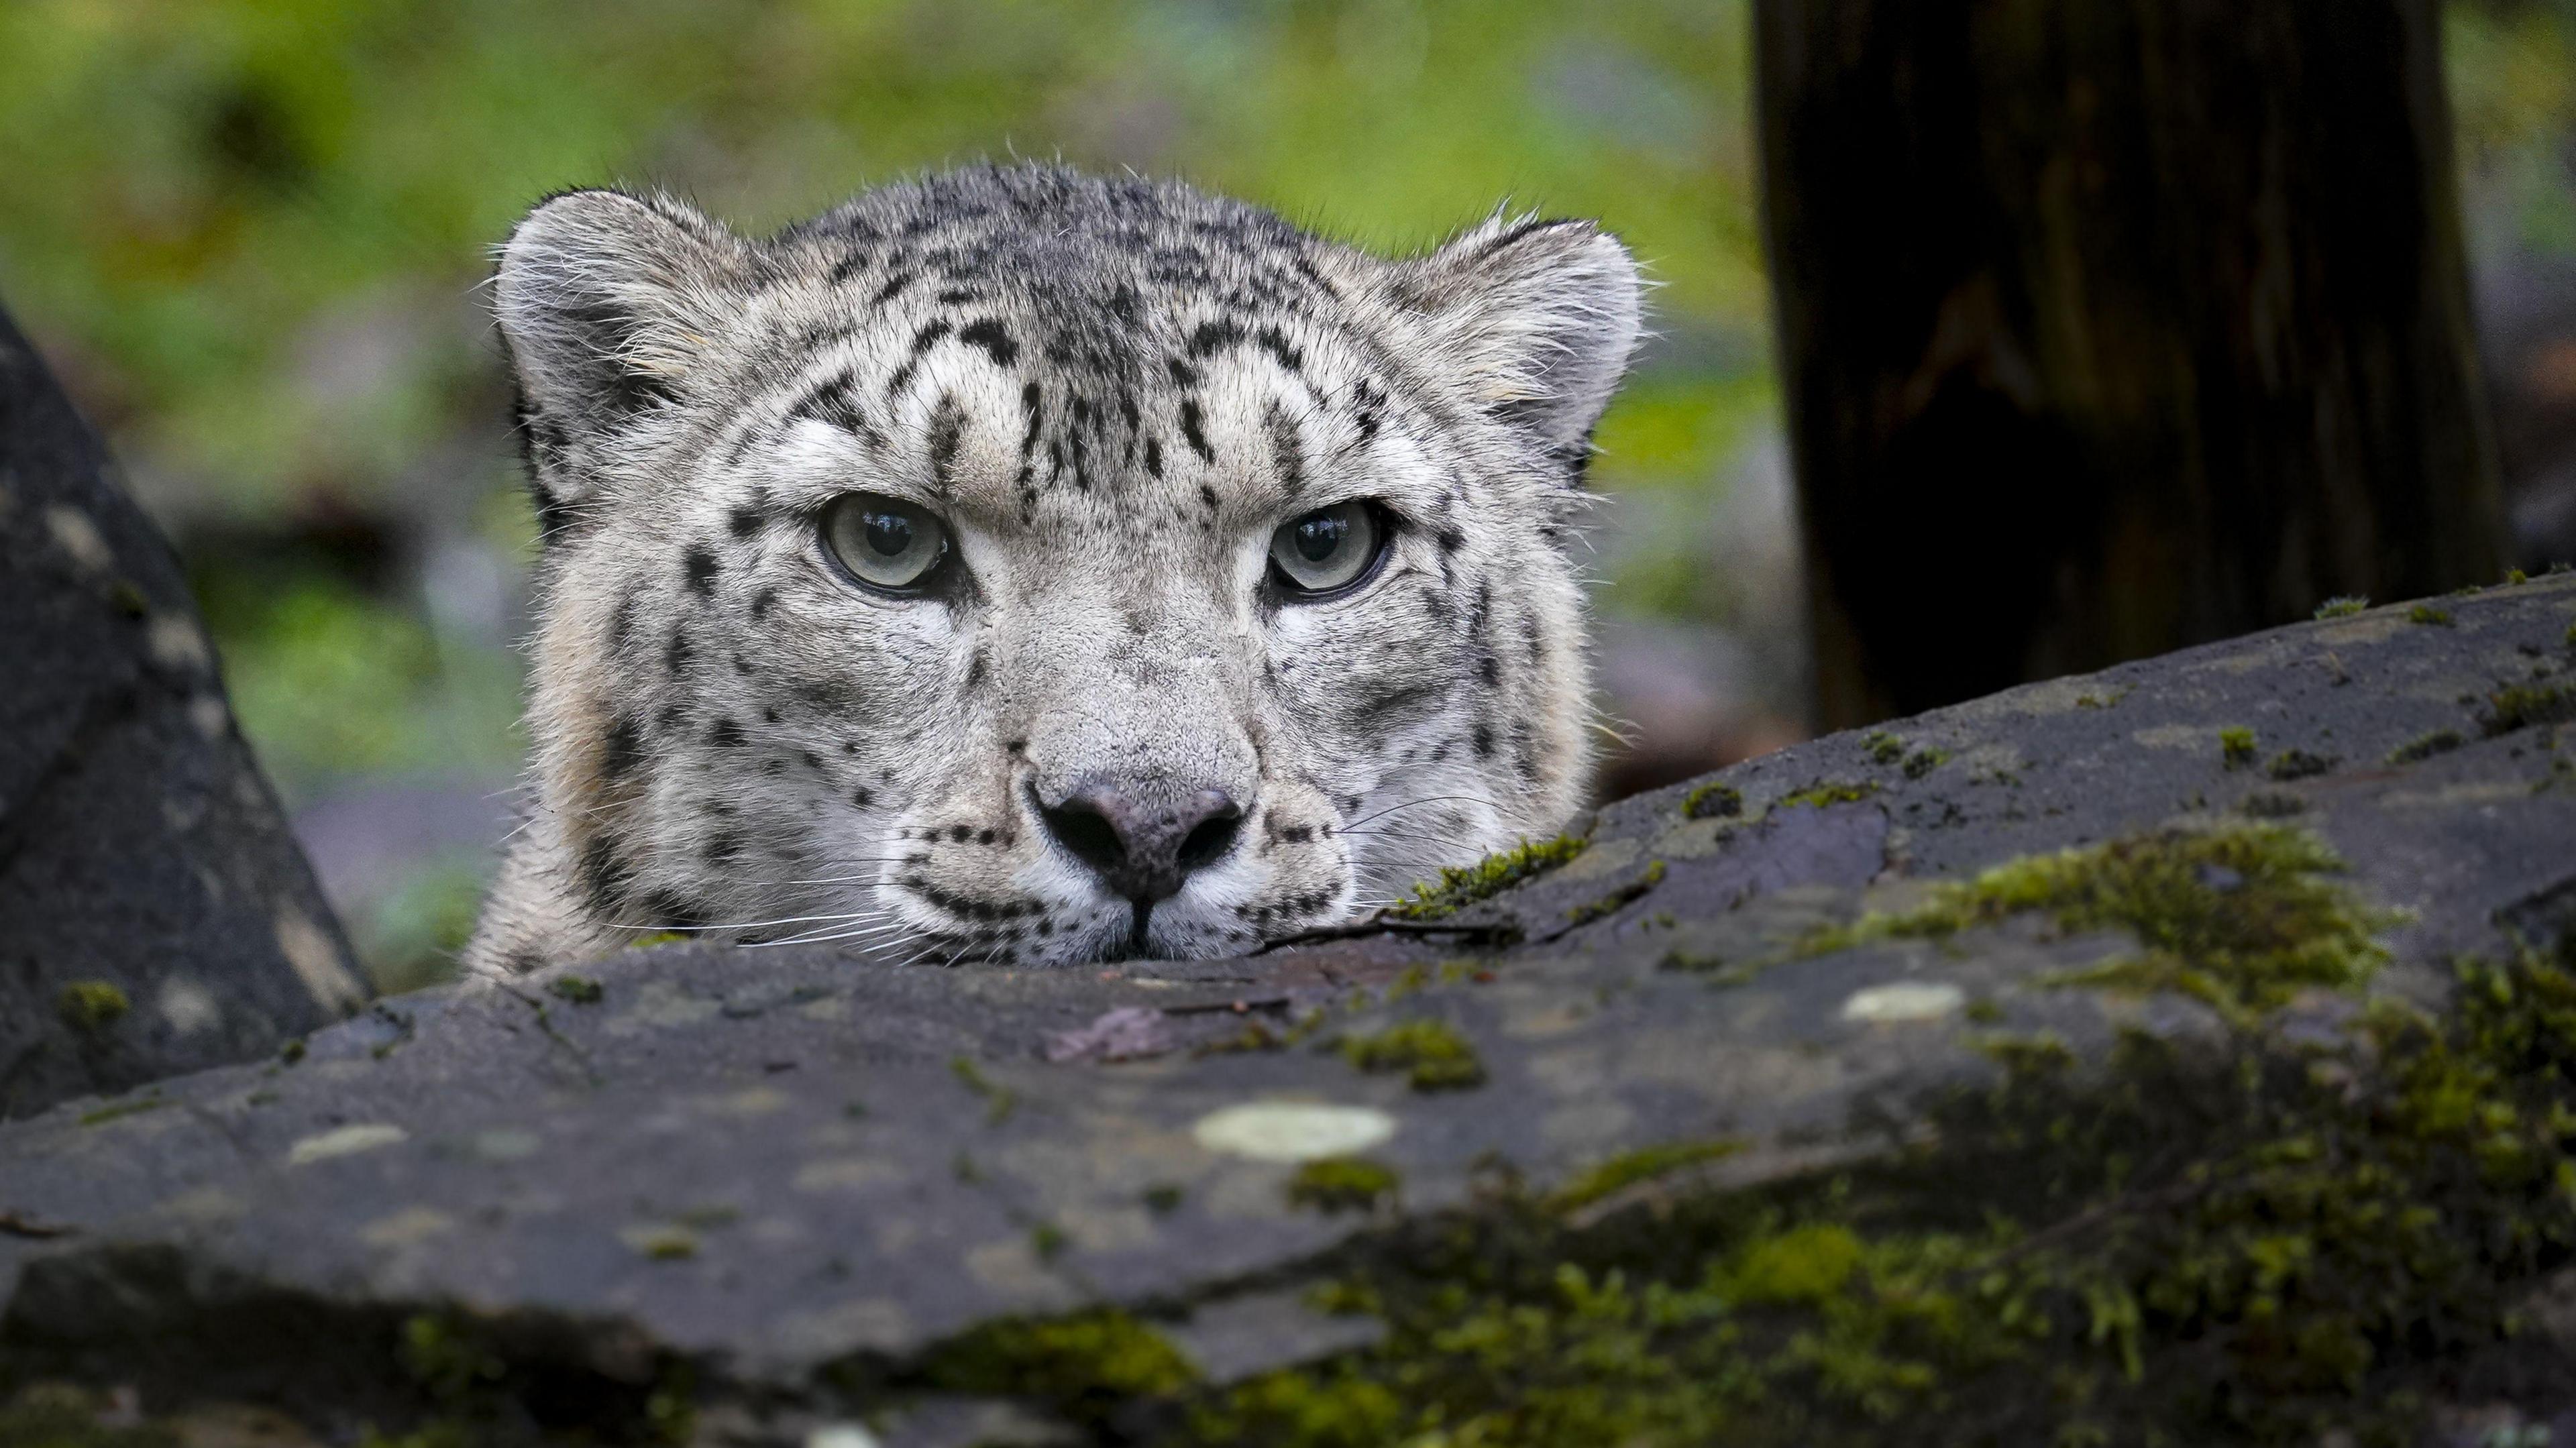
left=1388, top=214, right=1644, bottom=467
left=494, top=189, right=751, bottom=515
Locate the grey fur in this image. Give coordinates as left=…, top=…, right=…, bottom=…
left=466, top=164, right=1642, bottom=974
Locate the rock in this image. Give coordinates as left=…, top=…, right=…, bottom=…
left=0, top=572, right=2573, bottom=1445
left=0, top=309, right=364, bottom=1121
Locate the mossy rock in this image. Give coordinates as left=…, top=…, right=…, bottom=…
left=2, top=573, right=2573, bottom=1444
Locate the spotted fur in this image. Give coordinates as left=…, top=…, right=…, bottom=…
left=464, top=164, right=1642, bottom=974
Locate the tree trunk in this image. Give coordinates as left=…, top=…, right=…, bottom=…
left=1757, top=0, right=2507, bottom=730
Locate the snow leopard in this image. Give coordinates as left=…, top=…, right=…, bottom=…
left=463, top=164, right=1642, bottom=976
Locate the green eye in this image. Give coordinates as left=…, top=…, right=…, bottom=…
left=822, top=493, right=949, bottom=592
left=1268, top=501, right=1385, bottom=598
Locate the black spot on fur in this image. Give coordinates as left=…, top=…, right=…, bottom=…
left=1179, top=399, right=1216, bottom=463
left=959, top=319, right=1018, bottom=367
left=729, top=504, right=765, bottom=539
left=642, top=890, right=708, bottom=932
left=1167, top=357, right=1199, bottom=387
left=1473, top=725, right=1495, bottom=757
left=852, top=787, right=873, bottom=808
left=928, top=395, right=965, bottom=489
left=709, top=717, right=745, bottom=748
left=1019, top=382, right=1043, bottom=456
left=1265, top=402, right=1304, bottom=494
left=785, top=367, right=883, bottom=447
left=873, top=270, right=915, bottom=305
left=579, top=835, right=634, bottom=916
left=1144, top=435, right=1163, bottom=477
left=601, top=714, right=644, bottom=781
left=665, top=628, right=693, bottom=675
left=749, top=588, right=777, bottom=620
left=1198, top=484, right=1220, bottom=512
left=1436, top=527, right=1464, bottom=554
left=1254, top=325, right=1304, bottom=374
left=684, top=545, right=719, bottom=596
left=1187, top=318, right=1245, bottom=359
left=704, top=830, right=741, bottom=863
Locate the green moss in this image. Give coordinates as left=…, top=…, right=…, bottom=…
left=626, top=1226, right=698, bottom=1260
left=2219, top=727, right=2257, bottom=769
left=2406, top=603, right=2453, bottom=627
left=949, top=1055, right=1017, bottom=1124
left=1779, top=781, right=1878, bottom=809
left=2387, top=728, right=2465, bottom=765
left=2312, top=596, right=2369, bottom=619
left=626, top=931, right=686, bottom=948
left=2481, top=679, right=2576, bottom=736
left=919, top=1311, right=1196, bottom=1423
left=54, top=981, right=129, bottom=1032
left=546, top=974, right=603, bottom=1004
left=1721, top=1223, right=1865, bottom=1305
left=1548, top=1139, right=1746, bottom=1214
left=399, top=1312, right=508, bottom=1402
left=1385, top=834, right=1587, bottom=921
left=2506, top=568, right=2530, bottom=586
left=1175, top=935, right=2576, bottom=1448
left=1144, top=1184, right=1186, bottom=1215
left=76, top=1092, right=164, bottom=1127
left=1342, top=1019, right=1487, bottom=1091
left=1793, top=824, right=2398, bottom=1021
left=1865, top=731, right=1905, bottom=765
left=2264, top=748, right=2337, bottom=781
left=1289, top=1157, right=1402, bottom=1213
left=1901, top=748, right=1949, bottom=779
left=1681, top=781, right=1743, bottom=820
left=2236, top=790, right=2306, bottom=818
left=1031, top=1222, right=1069, bottom=1261
left=1566, top=860, right=1666, bottom=928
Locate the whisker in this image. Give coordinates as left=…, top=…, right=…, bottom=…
left=1336, top=794, right=1498, bottom=832
left=612, top=908, right=889, bottom=934
left=748, top=922, right=911, bottom=949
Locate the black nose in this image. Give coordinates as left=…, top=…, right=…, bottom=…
left=1038, top=781, right=1245, bottom=903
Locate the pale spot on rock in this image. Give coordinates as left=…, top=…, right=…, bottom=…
left=288, top=1122, right=407, bottom=1165
left=155, top=975, right=221, bottom=1036
left=188, top=693, right=231, bottom=740
left=807, top=1426, right=882, bottom=1448
left=1838, top=981, right=1965, bottom=1024
left=274, top=907, right=366, bottom=1014
left=360, top=1206, right=456, bottom=1247
left=1192, top=1101, right=1397, bottom=1162
left=147, top=614, right=211, bottom=671
left=43, top=503, right=112, bottom=573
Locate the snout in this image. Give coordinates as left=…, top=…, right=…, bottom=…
left=1032, top=777, right=1247, bottom=904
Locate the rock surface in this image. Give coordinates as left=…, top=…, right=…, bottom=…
left=0, top=309, right=365, bottom=1121
left=1, top=572, right=2573, bottom=1446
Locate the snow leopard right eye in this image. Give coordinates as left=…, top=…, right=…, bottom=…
left=821, top=493, right=951, bottom=594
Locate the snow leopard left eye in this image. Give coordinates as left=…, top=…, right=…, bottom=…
left=1267, top=500, right=1388, bottom=600
left=821, top=492, right=950, bottom=594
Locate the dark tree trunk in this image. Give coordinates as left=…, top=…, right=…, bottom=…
left=1758, top=0, right=2507, bottom=730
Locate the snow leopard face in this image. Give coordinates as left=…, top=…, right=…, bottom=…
left=468, top=165, right=1640, bottom=974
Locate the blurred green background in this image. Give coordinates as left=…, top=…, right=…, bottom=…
left=2, top=0, right=2572, bottom=991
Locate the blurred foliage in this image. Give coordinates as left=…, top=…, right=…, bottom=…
left=3, top=1, right=2569, bottom=982
left=0, top=0, right=1777, bottom=808
left=2451, top=0, right=2576, bottom=256
left=0, top=0, right=1766, bottom=520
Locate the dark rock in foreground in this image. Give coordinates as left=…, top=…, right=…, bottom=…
left=2, top=575, right=2574, bottom=1447
left=0, top=309, right=364, bottom=1123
